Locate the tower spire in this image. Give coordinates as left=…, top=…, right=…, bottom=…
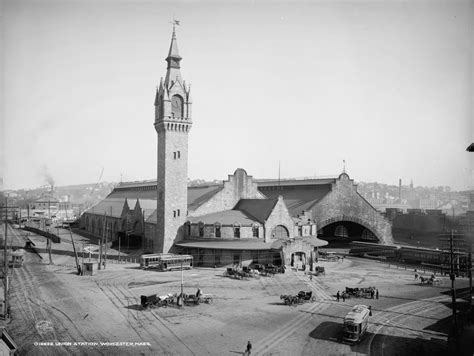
left=164, top=19, right=183, bottom=86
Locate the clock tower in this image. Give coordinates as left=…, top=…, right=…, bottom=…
left=154, top=25, right=192, bottom=253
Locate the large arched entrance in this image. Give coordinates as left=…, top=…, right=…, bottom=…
left=291, top=251, right=307, bottom=270
left=318, top=216, right=379, bottom=244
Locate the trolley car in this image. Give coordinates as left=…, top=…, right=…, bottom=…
left=8, top=249, right=25, bottom=268
left=140, top=253, right=193, bottom=271
left=342, top=305, right=371, bottom=344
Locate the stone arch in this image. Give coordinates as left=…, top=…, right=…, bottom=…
left=318, top=215, right=381, bottom=242
left=271, top=225, right=289, bottom=239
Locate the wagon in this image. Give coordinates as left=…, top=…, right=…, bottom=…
left=182, top=293, right=213, bottom=305
left=314, top=266, right=325, bottom=276
left=297, top=290, right=316, bottom=303
left=141, top=293, right=175, bottom=308
left=345, top=287, right=376, bottom=299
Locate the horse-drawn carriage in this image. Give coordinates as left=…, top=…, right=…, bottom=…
left=280, top=291, right=316, bottom=306
left=253, top=263, right=284, bottom=277
left=140, top=294, right=174, bottom=309
left=313, top=266, right=325, bottom=276
left=224, top=266, right=257, bottom=279
left=181, top=293, right=213, bottom=305
left=419, top=275, right=441, bottom=286
left=344, top=286, right=376, bottom=299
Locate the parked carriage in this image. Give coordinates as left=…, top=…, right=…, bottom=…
left=344, top=287, right=376, bottom=299
left=181, top=293, right=213, bottom=305
left=140, top=294, right=174, bottom=309
left=313, top=266, right=325, bottom=276
left=253, top=263, right=284, bottom=277
left=280, top=291, right=315, bottom=305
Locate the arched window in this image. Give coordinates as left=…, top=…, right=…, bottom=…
left=334, top=225, right=349, bottom=238
left=271, top=225, right=289, bottom=239
left=171, top=95, right=184, bottom=118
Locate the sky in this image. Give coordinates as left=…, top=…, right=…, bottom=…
left=1, top=0, right=473, bottom=191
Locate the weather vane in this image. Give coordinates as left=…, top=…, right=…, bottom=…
left=169, top=16, right=180, bottom=33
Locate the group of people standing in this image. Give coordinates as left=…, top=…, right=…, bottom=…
left=336, top=288, right=379, bottom=302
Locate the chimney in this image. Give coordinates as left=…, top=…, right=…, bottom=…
left=398, top=179, right=402, bottom=201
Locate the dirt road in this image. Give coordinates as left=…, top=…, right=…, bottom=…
left=3, top=225, right=459, bottom=355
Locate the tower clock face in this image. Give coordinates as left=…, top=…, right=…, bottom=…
left=171, top=95, right=183, bottom=117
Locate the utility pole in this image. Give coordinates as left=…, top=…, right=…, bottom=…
left=99, top=212, right=106, bottom=270
left=181, top=259, right=184, bottom=296
left=118, top=235, right=121, bottom=262
left=449, top=229, right=458, bottom=335
left=3, top=196, right=9, bottom=319
left=47, top=200, right=52, bottom=265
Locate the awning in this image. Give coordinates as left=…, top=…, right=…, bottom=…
left=175, top=238, right=283, bottom=251
left=302, top=236, right=329, bottom=247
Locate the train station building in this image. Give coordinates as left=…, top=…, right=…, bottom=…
left=79, top=26, right=392, bottom=268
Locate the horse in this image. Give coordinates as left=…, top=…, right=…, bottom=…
left=419, top=276, right=430, bottom=285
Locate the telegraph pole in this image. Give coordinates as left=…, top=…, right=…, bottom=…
left=3, top=196, right=8, bottom=319
left=449, top=229, right=458, bottom=335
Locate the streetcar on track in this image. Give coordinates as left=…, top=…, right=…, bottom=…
left=8, top=249, right=25, bottom=268
left=140, top=253, right=193, bottom=271
left=342, top=304, right=371, bottom=344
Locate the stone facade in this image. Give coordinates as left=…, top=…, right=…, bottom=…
left=312, top=173, right=393, bottom=244
left=189, top=168, right=265, bottom=217
left=265, top=197, right=295, bottom=241
left=154, top=27, right=192, bottom=253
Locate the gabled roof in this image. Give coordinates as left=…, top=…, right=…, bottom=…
left=107, top=187, right=157, bottom=200
left=187, top=209, right=259, bottom=225
left=258, top=185, right=332, bottom=217
left=233, top=199, right=278, bottom=224
left=135, top=199, right=157, bottom=220
left=146, top=209, right=158, bottom=224
left=187, top=184, right=223, bottom=211
left=256, top=177, right=337, bottom=187
left=85, top=198, right=130, bottom=218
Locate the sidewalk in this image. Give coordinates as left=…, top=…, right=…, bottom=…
left=20, top=227, right=136, bottom=266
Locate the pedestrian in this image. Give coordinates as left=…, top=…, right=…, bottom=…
left=342, top=292, right=345, bottom=302
left=245, top=340, right=252, bottom=355
left=371, top=290, right=374, bottom=299
left=196, top=287, right=202, bottom=298
left=310, top=274, right=313, bottom=282
left=336, top=291, right=340, bottom=302
left=376, top=289, right=379, bottom=299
